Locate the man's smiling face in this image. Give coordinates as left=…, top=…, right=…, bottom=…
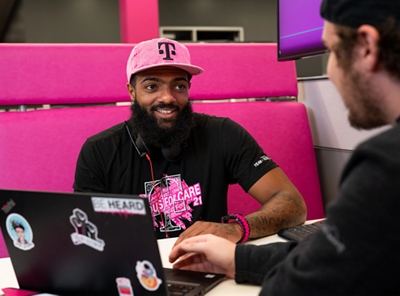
left=128, top=66, right=191, bottom=130
left=127, top=66, right=194, bottom=147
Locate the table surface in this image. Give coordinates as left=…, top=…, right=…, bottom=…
left=1, top=226, right=306, bottom=295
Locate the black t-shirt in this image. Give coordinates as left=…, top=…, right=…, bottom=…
left=74, top=113, right=278, bottom=239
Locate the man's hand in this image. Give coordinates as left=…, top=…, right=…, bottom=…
left=169, top=234, right=236, bottom=278
left=173, top=221, right=242, bottom=247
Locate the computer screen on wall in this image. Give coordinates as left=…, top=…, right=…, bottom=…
left=278, top=0, right=326, bottom=61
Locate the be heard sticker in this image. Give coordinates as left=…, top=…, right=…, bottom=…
left=92, top=197, right=146, bottom=216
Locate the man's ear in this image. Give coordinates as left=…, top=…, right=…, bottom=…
left=357, top=25, right=380, bottom=72
left=127, top=83, right=135, bottom=102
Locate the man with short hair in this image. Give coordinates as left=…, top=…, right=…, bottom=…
left=73, top=38, right=307, bottom=244
left=169, top=0, right=400, bottom=294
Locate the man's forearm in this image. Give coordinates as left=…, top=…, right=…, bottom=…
left=245, top=192, right=307, bottom=239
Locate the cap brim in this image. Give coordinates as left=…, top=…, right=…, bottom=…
left=130, top=63, right=203, bottom=77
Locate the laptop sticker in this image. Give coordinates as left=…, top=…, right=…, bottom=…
left=91, top=197, right=146, bottom=216
left=6, top=213, right=35, bottom=251
left=136, top=260, right=162, bottom=291
left=1, top=199, right=16, bottom=214
left=116, top=277, right=134, bottom=296
left=70, top=208, right=105, bottom=251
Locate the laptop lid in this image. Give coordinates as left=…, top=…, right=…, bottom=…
left=0, top=189, right=170, bottom=295
left=0, top=189, right=225, bottom=296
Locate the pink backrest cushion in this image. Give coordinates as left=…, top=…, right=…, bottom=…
left=193, top=102, right=324, bottom=220
left=0, top=44, right=129, bottom=105
left=0, top=106, right=131, bottom=193
left=0, top=43, right=296, bottom=105
left=188, top=43, right=298, bottom=99
left=0, top=102, right=323, bottom=211
left=0, top=101, right=324, bottom=258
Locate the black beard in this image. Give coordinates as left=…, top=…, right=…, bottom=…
left=128, top=99, right=194, bottom=147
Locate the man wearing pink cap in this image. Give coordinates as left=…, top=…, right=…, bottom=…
left=74, top=38, right=306, bottom=245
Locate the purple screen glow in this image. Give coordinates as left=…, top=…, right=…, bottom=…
left=278, top=0, right=326, bottom=60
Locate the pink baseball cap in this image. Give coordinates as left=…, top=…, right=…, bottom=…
left=126, top=38, right=203, bottom=82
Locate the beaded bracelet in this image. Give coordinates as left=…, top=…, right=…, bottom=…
left=221, top=213, right=250, bottom=243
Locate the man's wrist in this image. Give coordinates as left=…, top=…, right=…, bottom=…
left=221, top=213, right=250, bottom=243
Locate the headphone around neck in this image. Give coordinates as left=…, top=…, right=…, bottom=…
left=124, top=121, right=183, bottom=162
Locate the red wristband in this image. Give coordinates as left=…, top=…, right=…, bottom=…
left=221, top=213, right=250, bottom=243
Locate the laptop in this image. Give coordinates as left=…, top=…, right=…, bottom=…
left=0, top=189, right=225, bottom=296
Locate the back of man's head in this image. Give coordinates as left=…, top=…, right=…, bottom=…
left=321, top=0, right=400, bottom=80
left=320, top=0, right=400, bottom=29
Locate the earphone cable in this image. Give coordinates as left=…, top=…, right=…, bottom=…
left=145, top=154, right=169, bottom=238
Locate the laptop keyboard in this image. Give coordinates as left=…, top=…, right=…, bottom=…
left=277, top=220, right=326, bottom=242
left=167, top=283, right=197, bottom=296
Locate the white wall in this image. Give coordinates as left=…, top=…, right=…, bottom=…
left=298, top=77, right=388, bottom=150
left=298, top=76, right=389, bottom=207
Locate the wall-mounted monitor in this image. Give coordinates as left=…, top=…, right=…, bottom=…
left=278, top=0, right=326, bottom=61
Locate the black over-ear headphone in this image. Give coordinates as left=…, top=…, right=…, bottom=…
left=124, top=121, right=183, bottom=162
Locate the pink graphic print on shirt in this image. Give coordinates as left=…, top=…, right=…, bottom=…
left=144, top=174, right=203, bottom=233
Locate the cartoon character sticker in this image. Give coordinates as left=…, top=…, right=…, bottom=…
left=116, top=277, right=134, bottom=296
left=136, top=260, right=162, bottom=291
left=70, top=208, right=105, bottom=251
left=6, top=213, right=35, bottom=251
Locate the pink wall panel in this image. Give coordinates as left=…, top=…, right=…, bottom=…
left=119, top=0, right=159, bottom=43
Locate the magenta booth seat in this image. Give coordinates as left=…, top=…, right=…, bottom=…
left=0, top=231, right=6, bottom=258
left=0, top=43, right=324, bottom=258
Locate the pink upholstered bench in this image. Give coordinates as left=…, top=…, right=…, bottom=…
left=0, top=43, right=324, bottom=258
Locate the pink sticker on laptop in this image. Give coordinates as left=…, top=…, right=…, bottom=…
left=116, top=277, right=134, bottom=296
